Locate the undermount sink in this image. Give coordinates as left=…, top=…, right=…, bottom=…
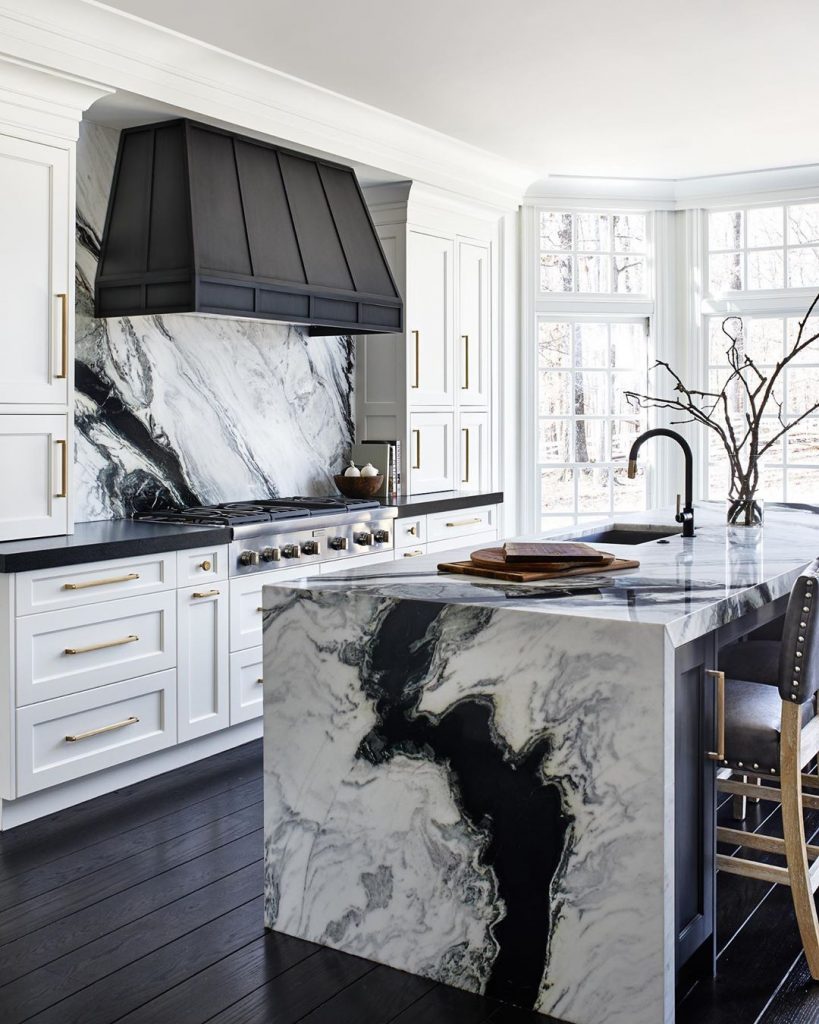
left=572, top=525, right=682, bottom=546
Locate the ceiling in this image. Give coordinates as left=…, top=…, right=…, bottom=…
left=99, top=0, right=819, bottom=180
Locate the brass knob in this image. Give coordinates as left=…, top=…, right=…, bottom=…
left=408, top=525, right=417, bottom=536
left=199, top=560, right=212, bottom=571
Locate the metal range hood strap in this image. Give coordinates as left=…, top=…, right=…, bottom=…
left=94, top=118, right=403, bottom=335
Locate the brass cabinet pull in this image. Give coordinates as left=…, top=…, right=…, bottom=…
left=256, top=677, right=264, bottom=685
left=403, top=548, right=424, bottom=558
left=55, top=293, right=69, bottom=379
left=412, top=428, right=421, bottom=470
left=257, top=606, right=264, bottom=613
left=64, top=634, right=139, bottom=656
left=63, top=573, right=140, bottom=591
left=199, top=560, right=212, bottom=571
left=65, top=715, right=139, bottom=743
left=411, top=330, right=420, bottom=388
left=445, top=516, right=482, bottom=528
left=55, top=439, right=68, bottom=499
left=407, top=525, right=418, bottom=536
left=462, top=428, right=470, bottom=483
left=192, top=589, right=220, bottom=599
left=705, top=669, right=726, bottom=761
left=461, top=334, right=470, bottom=390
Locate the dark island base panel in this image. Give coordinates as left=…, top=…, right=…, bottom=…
left=0, top=520, right=232, bottom=574
left=380, top=491, right=503, bottom=518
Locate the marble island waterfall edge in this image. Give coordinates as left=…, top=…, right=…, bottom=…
left=74, top=120, right=355, bottom=521
left=262, top=587, right=669, bottom=1024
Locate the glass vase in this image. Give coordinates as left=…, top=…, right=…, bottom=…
left=726, top=497, right=764, bottom=529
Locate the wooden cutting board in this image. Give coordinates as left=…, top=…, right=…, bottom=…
left=469, top=547, right=616, bottom=573
left=503, top=541, right=607, bottom=564
left=437, top=555, right=639, bottom=583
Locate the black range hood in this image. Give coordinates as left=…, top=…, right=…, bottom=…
left=95, top=118, right=403, bottom=336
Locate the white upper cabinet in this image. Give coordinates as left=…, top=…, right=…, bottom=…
left=0, top=135, right=71, bottom=407
left=457, top=240, right=490, bottom=407
left=407, top=230, right=454, bottom=407
left=0, top=414, right=68, bottom=540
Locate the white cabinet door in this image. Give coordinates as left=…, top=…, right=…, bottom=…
left=177, top=583, right=229, bottom=742
left=0, top=414, right=68, bottom=541
left=457, top=240, right=490, bottom=406
left=458, top=411, right=490, bottom=493
left=409, top=412, right=454, bottom=493
left=407, top=230, right=453, bottom=406
left=229, top=646, right=263, bottom=725
left=0, top=135, right=70, bottom=406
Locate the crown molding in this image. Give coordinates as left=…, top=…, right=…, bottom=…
left=0, top=53, right=111, bottom=141
left=0, top=0, right=532, bottom=209
left=526, top=164, right=819, bottom=211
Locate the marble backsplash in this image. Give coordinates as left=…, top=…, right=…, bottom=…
left=74, top=120, right=355, bottom=522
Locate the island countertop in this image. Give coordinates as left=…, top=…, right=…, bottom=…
left=278, top=501, right=819, bottom=646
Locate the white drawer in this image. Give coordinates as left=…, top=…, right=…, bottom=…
left=426, top=505, right=497, bottom=544
left=230, top=566, right=307, bottom=651
left=16, top=669, right=177, bottom=796
left=397, top=545, right=428, bottom=559
left=427, top=530, right=499, bottom=555
left=15, top=552, right=176, bottom=615
left=230, top=646, right=263, bottom=725
left=176, top=545, right=229, bottom=586
left=395, top=516, right=427, bottom=549
left=16, top=591, right=176, bottom=705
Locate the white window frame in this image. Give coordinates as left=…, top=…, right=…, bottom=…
left=521, top=204, right=659, bottom=533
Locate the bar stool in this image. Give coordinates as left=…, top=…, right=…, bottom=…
left=713, top=557, right=819, bottom=978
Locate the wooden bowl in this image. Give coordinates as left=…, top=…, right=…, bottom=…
left=333, top=473, right=384, bottom=499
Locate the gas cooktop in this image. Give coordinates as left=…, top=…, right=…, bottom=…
left=133, top=496, right=381, bottom=528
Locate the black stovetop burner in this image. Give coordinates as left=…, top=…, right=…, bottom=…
left=133, top=496, right=381, bottom=527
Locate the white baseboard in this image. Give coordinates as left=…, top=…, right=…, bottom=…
left=0, top=718, right=262, bottom=831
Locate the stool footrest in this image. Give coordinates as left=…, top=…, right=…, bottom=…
left=717, top=852, right=791, bottom=886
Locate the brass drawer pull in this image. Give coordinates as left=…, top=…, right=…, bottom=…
left=403, top=549, right=424, bottom=558
left=63, top=573, right=140, bottom=591
left=462, top=428, right=470, bottom=483
left=55, top=439, right=68, bottom=499
left=256, top=677, right=264, bottom=685
left=705, top=669, right=726, bottom=762
left=65, top=715, right=140, bottom=743
left=411, top=330, right=420, bottom=388
left=461, top=334, right=470, bottom=390
left=257, top=606, right=264, bottom=613
left=55, top=293, right=69, bottom=379
left=192, top=589, right=220, bottom=599
left=445, top=516, right=483, bottom=528
left=64, top=634, right=139, bottom=656
left=199, top=560, right=212, bottom=571
left=407, top=525, right=418, bottom=536
left=412, top=429, right=421, bottom=470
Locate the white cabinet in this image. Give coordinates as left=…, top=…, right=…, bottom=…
left=0, top=135, right=71, bottom=408
left=410, top=411, right=454, bottom=493
left=457, top=240, right=490, bottom=407
left=0, top=415, right=68, bottom=541
left=177, top=584, right=229, bottom=742
left=407, top=230, right=453, bottom=406
left=230, top=647, right=263, bottom=725
left=458, top=411, right=490, bottom=493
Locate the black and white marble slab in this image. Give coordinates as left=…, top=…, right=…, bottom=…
left=260, top=502, right=819, bottom=1024
left=74, top=121, right=355, bottom=521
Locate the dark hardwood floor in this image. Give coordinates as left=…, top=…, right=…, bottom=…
left=3, top=740, right=819, bottom=1023
left=0, top=740, right=554, bottom=1024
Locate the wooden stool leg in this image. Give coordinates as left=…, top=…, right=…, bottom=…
left=781, top=701, right=819, bottom=979
left=733, top=774, right=748, bottom=820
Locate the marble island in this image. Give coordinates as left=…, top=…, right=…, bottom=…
left=261, top=503, right=819, bottom=1024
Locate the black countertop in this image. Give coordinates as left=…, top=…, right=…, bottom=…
left=378, top=490, right=503, bottom=518
left=0, top=520, right=232, bottom=573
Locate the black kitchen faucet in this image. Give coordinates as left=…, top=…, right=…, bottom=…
left=627, top=428, right=695, bottom=537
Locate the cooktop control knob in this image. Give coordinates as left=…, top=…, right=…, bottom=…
left=355, top=532, right=374, bottom=546
left=329, top=537, right=348, bottom=551
left=261, top=547, right=281, bottom=562
left=302, top=540, right=321, bottom=555
left=374, top=529, right=391, bottom=543
left=282, top=544, right=301, bottom=559
left=239, top=550, right=260, bottom=566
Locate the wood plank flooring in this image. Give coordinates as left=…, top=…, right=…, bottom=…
left=0, top=740, right=554, bottom=1024
left=4, top=740, right=819, bottom=1023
